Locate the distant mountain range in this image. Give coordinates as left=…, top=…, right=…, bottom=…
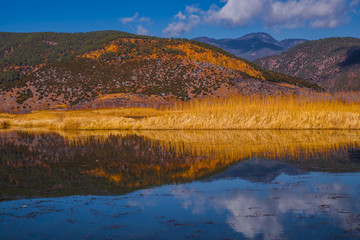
left=255, top=37, right=360, bottom=91
left=193, top=33, right=307, bottom=60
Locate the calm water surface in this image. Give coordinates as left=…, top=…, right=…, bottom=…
left=0, top=129, right=360, bottom=239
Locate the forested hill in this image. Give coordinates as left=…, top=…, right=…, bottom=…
left=0, top=31, right=320, bottom=112
left=0, top=31, right=142, bottom=83
left=255, top=37, right=360, bottom=92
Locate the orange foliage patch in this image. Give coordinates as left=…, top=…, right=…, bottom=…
left=169, top=43, right=265, bottom=80
left=79, top=38, right=264, bottom=80
left=81, top=42, right=120, bottom=59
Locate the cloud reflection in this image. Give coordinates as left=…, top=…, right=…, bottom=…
left=171, top=173, right=360, bottom=239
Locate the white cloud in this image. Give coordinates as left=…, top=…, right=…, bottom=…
left=136, top=25, right=149, bottom=35
left=175, top=11, right=187, bottom=20
left=206, top=0, right=264, bottom=27
left=185, top=5, right=202, bottom=14
left=163, top=0, right=360, bottom=36
left=120, top=12, right=139, bottom=25
left=139, top=16, right=151, bottom=22
left=163, top=5, right=204, bottom=37
left=264, top=0, right=353, bottom=28
left=119, top=12, right=151, bottom=25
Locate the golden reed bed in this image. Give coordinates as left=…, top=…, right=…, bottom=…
left=1, top=94, right=360, bottom=130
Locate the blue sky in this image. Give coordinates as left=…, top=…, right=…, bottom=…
left=1, top=0, right=360, bottom=40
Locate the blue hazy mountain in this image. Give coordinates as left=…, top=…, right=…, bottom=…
left=193, top=32, right=307, bottom=61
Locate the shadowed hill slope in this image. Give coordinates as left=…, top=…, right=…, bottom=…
left=255, top=37, right=360, bottom=92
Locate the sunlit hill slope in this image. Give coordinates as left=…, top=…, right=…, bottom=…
left=0, top=31, right=320, bottom=112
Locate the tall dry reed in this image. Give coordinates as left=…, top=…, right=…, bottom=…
left=1, top=94, right=359, bottom=130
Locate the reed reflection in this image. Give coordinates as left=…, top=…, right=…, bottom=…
left=0, top=129, right=360, bottom=200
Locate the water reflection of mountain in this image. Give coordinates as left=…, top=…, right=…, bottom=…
left=210, top=158, right=304, bottom=182
left=349, top=149, right=360, bottom=163
left=1, top=129, right=360, bottom=200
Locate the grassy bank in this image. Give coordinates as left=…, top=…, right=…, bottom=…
left=1, top=94, right=360, bottom=130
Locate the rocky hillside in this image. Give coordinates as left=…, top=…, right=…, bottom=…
left=255, top=37, right=360, bottom=92
left=193, top=33, right=307, bottom=60
left=0, top=31, right=320, bottom=113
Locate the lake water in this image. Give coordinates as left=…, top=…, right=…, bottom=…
left=0, top=129, right=360, bottom=239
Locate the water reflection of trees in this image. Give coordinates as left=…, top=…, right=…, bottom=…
left=0, top=130, right=360, bottom=199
